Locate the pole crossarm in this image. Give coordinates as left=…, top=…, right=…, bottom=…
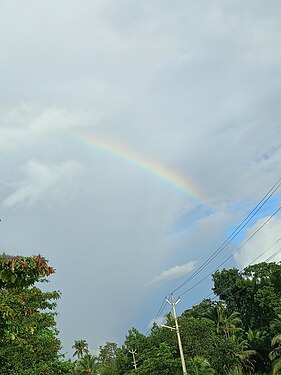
left=162, top=324, right=176, bottom=331
left=129, top=349, right=138, bottom=369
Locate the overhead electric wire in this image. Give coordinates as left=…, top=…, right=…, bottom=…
left=145, top=296, right=169, bottom=335
left=264, top=246, right=281, bottom=263
left=247, top=237, right=281, bottom=265
left=208, top=246, right=281, bottom=302
left=171, top=178, right=281, bottom=295
left=147, top=238, right=281, bottom=334
left=179, top=205, right=281, bottom=297
left=154, top=297, right=168, bottom=321
left=146, top=178, right=281, bottom=336
left=191, top=236, right=281, bottom=305
left=193, top=291, right=215, bottom=306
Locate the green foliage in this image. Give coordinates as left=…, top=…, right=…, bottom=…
left=210, top=335, right=242, bottom=374
left=114, top=328, right=148, bottom=375
left=180, top=316, right=217, bottom=360
left=231, top=335, right=256, bottom=372
left=135, top=342, right=179, bottom=375
left=74, top=354, right=98, bottom=374
left=187, top=355, right=216, bottom=375
left=1, top=254, right=279, bottom=374
left=69, top=262, right=281, bottom=374
left=99, top=342, right=118, bottom=364
left=72, top=339, right=90, bottom=359
left=213, top=262, right=281, bottom=373
left=0, top=255, right=68, bottom=375
left=270, top=332, right=281, bottom=374
left=182, top=299, right=216, bottom=320
left=97, top=342, right=118, bottom=375
left=213, top=262, right=281, bottom=331
left=0, top=255, right=55, bottom=289
left=209, top=301, right=242, bottom=338
left=149, top=314, right=178, bottom=354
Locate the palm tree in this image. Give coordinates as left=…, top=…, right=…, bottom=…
left=270, top=333, right=281, bottom=375
left=210, top=302, right=242, bottom=338
left=187, top=356, right=216, bottom=375
left=232, top=336, right=256, bottom=373
left=74, top=354, right=98, bottom=375
left=72, top=339, right=90, bottom=360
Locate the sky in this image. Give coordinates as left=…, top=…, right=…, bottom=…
left=1, top=0, right=281, bottom=355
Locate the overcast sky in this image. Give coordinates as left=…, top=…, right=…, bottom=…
left=1, top=0, right=281, bottom=355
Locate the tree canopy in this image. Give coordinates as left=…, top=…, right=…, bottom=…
left=0, top=255, right=71, bottom=375
left=1, top=255, right=281, bottom=374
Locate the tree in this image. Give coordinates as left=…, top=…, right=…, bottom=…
left=135, top=342, right=179, bottom=375
left=270, top=332, right=281, bottom=374
left=74, top=354, right=98, bottom=375
left=213, top=262, right=281, bottom=372
left=97, top=342, right=118, bottom=375
left=179, top=316, right=217, bottom=360
left=0, top=255, right=55, bottom=340
left=231, top=336, right=256, bottom=373
left=114, top=328, right=149, bottom=375
left=99, top=342, right=117, bottom=365
left=149, top=313, right=178, bottom=353
left=0, top=255, right=67, bottom=375
left=209, top=302, right=242, bottom=338
left=182, top=299, right=216, bottom=320
left=0, top=255, right=54, bottom=289
left=72, top=339, right=90, bottom=360
left=213, top=262, right=281, bottom=332
left=187, top=356, right=216, bottom=375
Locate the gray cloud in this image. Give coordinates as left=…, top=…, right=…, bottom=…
left=4, top=160, right=81, bottom=207
left=0, top=0, right=281, bottom=354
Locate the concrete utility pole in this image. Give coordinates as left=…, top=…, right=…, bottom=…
left=129, top=349, right=137, bottom=369
left=165, top=295, right=188, bottom=375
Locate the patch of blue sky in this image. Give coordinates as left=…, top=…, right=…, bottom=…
left=225, top=192, right=281, bottom=245
left=171, top=204, right=214, bottom=238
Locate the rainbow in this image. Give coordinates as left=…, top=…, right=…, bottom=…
left=72, top=129, right=204, bottom=201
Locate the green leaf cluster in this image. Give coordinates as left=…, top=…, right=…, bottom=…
left=0, top=255, right=70, bottom=375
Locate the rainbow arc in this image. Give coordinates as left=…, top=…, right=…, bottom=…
left=72, top=129, right=204, bottom=201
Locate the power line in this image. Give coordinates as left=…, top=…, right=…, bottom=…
left=146, top=178, right=281, bottom=336
left=192, top=237, right=281, bottom=306
left=192, top=291, right=215, bottom=307
left=147, top=239, right=281, bottom=337
left=171, top=178, right=281, bottom=295
left=209, top=247, right=281, bottom=302
left=179, top=205, right=281, bottom=298
left=246, top=237, right=281, bottom=265
left=145, top=296, right=169, bottom=336
left=264, top=246, right=281, bottom=263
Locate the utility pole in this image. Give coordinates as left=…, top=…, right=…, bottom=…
left=165, top=294, right=187, bottom=375
left=129, top=349, right=137, bottom=369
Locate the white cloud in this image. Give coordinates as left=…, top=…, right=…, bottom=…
left=148, top=316, right=165, bottom=329
left=0, top=106, right=92, bottom=155
left=3, top=160, right=81, bottom=207
left=28, top=106, right=86, bottom=132
left=235, top=216, right=281, bottom=269
left=151, top=261, right=196, bottom=284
